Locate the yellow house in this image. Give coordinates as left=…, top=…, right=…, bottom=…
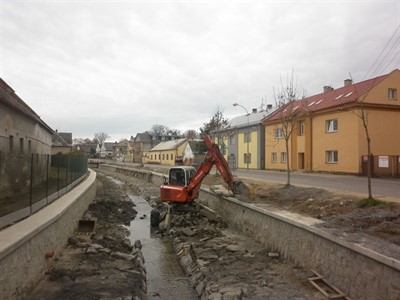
left=263, top=69, right=400, bottom=176
left=147, top=138, right=188, bottom=166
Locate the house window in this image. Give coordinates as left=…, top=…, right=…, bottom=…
left=230, top=135, right=235, bottom=145
left=281, top=152, right=287, bottom=163
left=9, top=135, right=14, bottom=152
left=243, top=153, right=251, bottom=164
left=244, top=132, right=251, bottom=143
left=326, top=150, right=338, bottom=163
left=325, top=119, right=338, bottom=132
left=275, top=128, right=283, bottom=139
left=28, top=140, right=32, bottom=153
left=19, top=138, right=24, bottom=154
left=171, top=154, right=174, bottom=160
left=388, top=88, right=397, bottom=100
left=299, top=121, right=305, bottom=136
left=158, top=154, right=160, bottom=160
left=271, top=152, right=277, bottom=163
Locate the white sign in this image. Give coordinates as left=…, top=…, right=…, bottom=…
left=378, top=156, right=389, bottom=168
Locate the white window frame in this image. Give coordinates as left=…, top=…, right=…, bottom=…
left=388, top=88, right=397, bottom=100
left=326, top=150, right=338, bottom=163
left=275, top=128, right=283, bottom=139
left=281, top=152, right=287, bottom=163
left=299, top=121, right=305, bottom=136
left=325, top=119, right=338, bottom=133
left=271, top=152, right=277, bottom=163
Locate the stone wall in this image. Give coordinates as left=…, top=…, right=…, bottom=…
left=0, top=170, right=97, bottom=300
left=199, top=189, right=400, bottom=300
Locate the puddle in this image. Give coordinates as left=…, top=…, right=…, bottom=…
left=127, top=194, right=197, bottom=299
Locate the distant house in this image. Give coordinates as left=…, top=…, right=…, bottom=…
left=263, top=69, right=400, bottom=176
left=133, top=132, right=185, bottom=164
left=97, top=142, right=115, bottom=158
left=184, top=139, right=207, bottom=167
left=0, top=78, right=54, bottom=197
left=212, top=106, right=275, bottom=170
left=113, top=139, right=134, bottom=162
left=52, top=131, right=72, bottom=154
left=147, top=138, right=188, bottom=166
left=77, top=143, right=97, bottom=158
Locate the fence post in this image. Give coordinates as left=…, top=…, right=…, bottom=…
left=46, top=154, right=49, bottom=204
left=29, top=153, right=34, bottom=214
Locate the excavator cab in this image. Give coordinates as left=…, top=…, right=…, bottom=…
left=167, top=166, right=196, bottom=187
left=160, top=166, right=196, bottom=203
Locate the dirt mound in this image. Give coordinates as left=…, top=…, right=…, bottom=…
left=202, top=175, right=400, bottom=248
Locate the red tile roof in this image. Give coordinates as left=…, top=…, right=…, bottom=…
left=263, top=70, right=396, bottom=124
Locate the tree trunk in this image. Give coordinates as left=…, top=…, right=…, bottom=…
left=285, top=139, right=291, bottom=186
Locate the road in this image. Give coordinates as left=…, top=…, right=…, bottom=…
left=234, top=169, right=400, bottom=201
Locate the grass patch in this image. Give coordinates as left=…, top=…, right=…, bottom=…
left=357, top=198, right=392, bottom=208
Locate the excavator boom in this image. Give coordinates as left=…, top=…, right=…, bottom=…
left=160, top=135, right=236, bottom=203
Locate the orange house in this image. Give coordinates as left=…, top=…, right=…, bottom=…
left=263, top=69, right=400, bottom=176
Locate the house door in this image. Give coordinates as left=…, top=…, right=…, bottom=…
left=298, top=153, right=305, bottom=170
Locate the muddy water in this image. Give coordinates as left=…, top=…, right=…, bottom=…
left=127, top=194, right=197, bottom=299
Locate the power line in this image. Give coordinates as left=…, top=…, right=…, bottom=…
left=363, top=24, right=400, bottom=80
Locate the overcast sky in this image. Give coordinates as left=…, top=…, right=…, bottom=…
left=1, top=0, right=399, bottom=142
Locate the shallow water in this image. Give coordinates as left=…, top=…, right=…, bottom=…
left=127, top=194, right=198, bottom=299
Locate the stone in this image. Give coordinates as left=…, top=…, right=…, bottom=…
left=134, top=239, right=142, bottom=249
left=111, top=251, right=138, bottom=261
left=268, top=252, right=280, bottom=258
left=86, top=247, right=97, bottom=254
left=208, top=292, right=223, bottom=300
left=226, top=245, right=240, bottom=252
left=196, top=279, right=206, bottom=296
left=182, top=228, right=197, bottom=236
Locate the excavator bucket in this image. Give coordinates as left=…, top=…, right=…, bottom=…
left=233, top=180, right=253, bottom=201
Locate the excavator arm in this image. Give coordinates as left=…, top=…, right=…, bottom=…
left=160, top=135, right=236, bottom=203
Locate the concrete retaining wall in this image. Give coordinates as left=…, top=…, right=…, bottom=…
left=101, top=165, right=400, bottom=300
left=0, top=169, right=97, bottom=300
left=200, top=190, right=400, bottom=300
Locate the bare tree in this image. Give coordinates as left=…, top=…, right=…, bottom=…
left=94, top=132, right=110, bottom=145
left=350, top=74, right=376, bottom=200
left=200, top=107, right=229, bottom=144
left=273, top=70, right=305, bottom=186
left=151, top=124, right=169, bottom=136
left=184, top=129, right=200, bottom=140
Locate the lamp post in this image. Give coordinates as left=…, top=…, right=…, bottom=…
left=233, top=103, right=250, bottom=170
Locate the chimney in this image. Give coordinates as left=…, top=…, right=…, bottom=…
left=323, top=86, right=334, bottom=93
left=252, top=108, right=257, bottom=113
left=267, top=104, right=273, bottom=110
left=344, top=79, right=352, bottom=86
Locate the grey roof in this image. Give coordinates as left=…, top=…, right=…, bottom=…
left=150, top=138, right=187, bottom=151
left=229, top=108, right=276, bottom=128
left=52, top=132, right=71, bottom=147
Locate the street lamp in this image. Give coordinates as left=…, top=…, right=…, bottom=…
left=233, top=103, right=250, bottom=171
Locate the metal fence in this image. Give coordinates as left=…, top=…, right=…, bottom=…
left=0, top=152, right=88, bottom=229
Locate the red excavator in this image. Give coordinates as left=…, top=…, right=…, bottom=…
left=160, top=135, right=238, bottom=204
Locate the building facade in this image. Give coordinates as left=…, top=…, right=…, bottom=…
left=263, top=69, right=400, bottom=176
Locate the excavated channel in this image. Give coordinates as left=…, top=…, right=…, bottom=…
left=109, top=177, right=197, bottom=299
